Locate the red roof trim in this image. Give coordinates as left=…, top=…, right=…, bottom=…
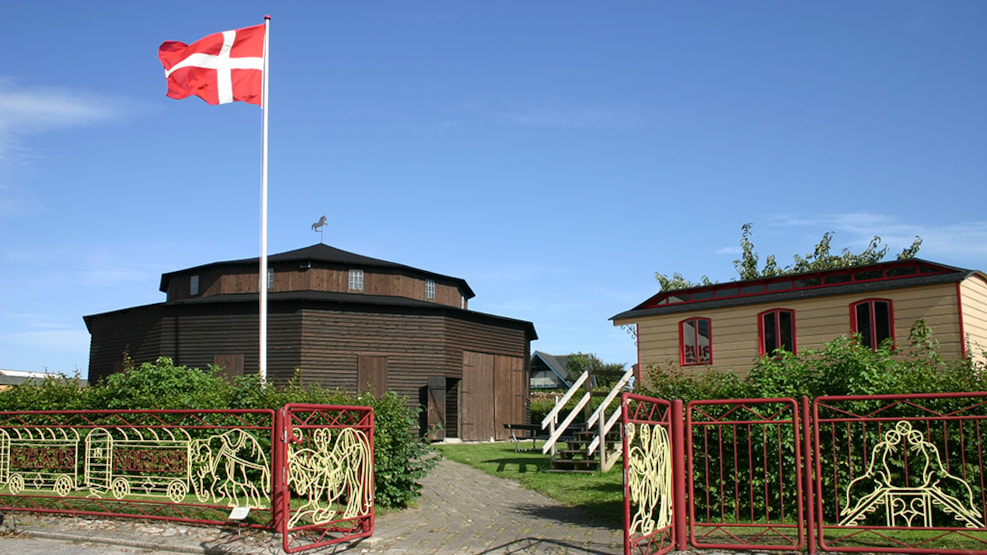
left=636, top=259, right=961, bottom=311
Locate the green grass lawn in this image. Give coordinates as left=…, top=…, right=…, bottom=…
left=435, top=441, right=624, bottom=527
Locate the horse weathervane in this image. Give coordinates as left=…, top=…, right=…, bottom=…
left=311, top=215, right=328, bottom=243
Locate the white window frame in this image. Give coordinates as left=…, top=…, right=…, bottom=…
left=425, top=279, right=435, bottom=299
left=190, top=274, right=199, bottom=296
left=349, top=269, right=364, bottom=291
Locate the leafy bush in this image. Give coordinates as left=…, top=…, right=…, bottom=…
left=363, top=390, right=437, bottom=508
left=0, top=357, right=435, bottom=509
left=91, top=357, right=233, bottom=410
left=641, top=320, right=987, bottom=401
left=0, top=372, right=92, bottom=411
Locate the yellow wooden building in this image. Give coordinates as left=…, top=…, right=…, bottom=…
left=611, top=259, right=987, bottom=384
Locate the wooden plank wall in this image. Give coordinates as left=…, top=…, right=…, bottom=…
left=298, top=309, right=449, bottom=393
left=158, top=304, right=302, bottom=381
left=357, top=354, right=388, bottom=395
left=168, top=266, right=464, bottom=309
left=89, top=300, right=531, bottom=442
left=961, top=275, right=987, bottom=365
left=87, top=305, right=166, bottom=384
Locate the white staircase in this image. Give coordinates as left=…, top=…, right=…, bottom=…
left=539, top=367, right=634, bottom=472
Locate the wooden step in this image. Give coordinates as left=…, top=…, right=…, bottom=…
left=548, top=458, right=600, bottom=473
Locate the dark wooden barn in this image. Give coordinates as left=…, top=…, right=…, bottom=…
left=84, top=244, right=537, bottom=441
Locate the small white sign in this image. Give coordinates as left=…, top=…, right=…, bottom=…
left=228, top=506, right=251, bottom=521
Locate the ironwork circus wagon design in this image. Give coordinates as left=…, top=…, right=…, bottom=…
left=0, top=426, right=271, bottom=506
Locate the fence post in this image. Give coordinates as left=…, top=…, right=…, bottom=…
left=671, top=399, right=687, bottom=551
left=801, top=396, right=816, bottom=555
left=621, top=393, right=631, bottom=555
left=272, top=406, right=286, bottom=533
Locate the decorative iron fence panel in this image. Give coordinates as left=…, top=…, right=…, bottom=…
left=813, top=392, right=987, bottom=554
left=279, top=403, right=375, bottom=553
left=0, top=405, right=376, bottom=554
left=686, top=398, right=805, bottom=551
left=623, top=393, right=677, bottom=555
left=623, top=392, right=987, bottom=555
left=0, top=409, right=276, bottom=526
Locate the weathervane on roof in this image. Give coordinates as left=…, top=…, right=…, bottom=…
left=311, top=215, right=328, bottom=243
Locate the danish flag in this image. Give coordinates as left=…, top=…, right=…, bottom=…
left=158, top=24, right=265, bottom=106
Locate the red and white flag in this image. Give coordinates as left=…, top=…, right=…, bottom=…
left=158, top=24, right=265, bottom=105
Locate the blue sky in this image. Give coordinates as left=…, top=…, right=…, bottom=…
left=2, top=2, right=986, bottom=378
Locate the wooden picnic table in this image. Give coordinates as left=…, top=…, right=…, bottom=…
left=503, top=423, right=548, bottom=452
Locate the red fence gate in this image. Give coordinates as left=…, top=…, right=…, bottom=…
left=0, top=404, right=375, bottom=554
left=623, top=394, right=678, bottom=555
left=623, top=392, right=987, bottom=555
left=278, top=403, right=375, bottom=553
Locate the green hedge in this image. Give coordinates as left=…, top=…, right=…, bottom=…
left=0, top=357, right=435, bottom=509
left=635, top=322, right=987, bottom=527
left=529, top=389, right=618, bottom=428
left=640, top=321, right=987, bottom=402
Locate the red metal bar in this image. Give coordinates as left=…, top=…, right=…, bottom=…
left=802, top=396, right=816, bottom=555
left=672, top=399, right=686, bottom=552
left=622, top=393, right=632, bottom=555
left=273, top=406, right=286, bottom=532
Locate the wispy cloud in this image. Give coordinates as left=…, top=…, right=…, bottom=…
left=0, top=81, right=121, bottom=134
left=0, top=328, right=89, bottom=372
left=443, top=100, right=647, bottom=130
left=0, top=78, right=129, bottom=214
left=0, top=244, right=175, bottom=295
left=903, top=2, right=936, bottom=35
left=758, top=212, right=987, bottom=264
left=497, top=105, right=642, bottom=130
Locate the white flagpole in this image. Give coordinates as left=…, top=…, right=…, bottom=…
left=259, top=15, right=271, bottom=382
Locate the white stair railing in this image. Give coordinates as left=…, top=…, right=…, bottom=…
left=587, top=367, right=635, bottom=472
left=539, top=367, right=635, bottom=472
left=540, top=370, right=590, bottom=455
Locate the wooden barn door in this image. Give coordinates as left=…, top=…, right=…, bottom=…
left=494, top=355, right=525, bottom=440
left=461, top=352, right=525, bottom=441
left=425, top=376, right=446, bottom=441
left=358, top=355, right=387, bottom=396
left=461, top=351, right=495, bottom=441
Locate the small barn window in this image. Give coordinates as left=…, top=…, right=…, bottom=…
left=190, top=275, right=199, bottom=296
left=759, top=309, right=795, bottom=356
left=349, top=269, right=364, bottom=290
left=267, top=268, right=274, bottom=289
left=680, top=317, right=712, bottom=366
left=426, top=279, right=435, bottom=299
left=851, top=299, right=894, bottom=349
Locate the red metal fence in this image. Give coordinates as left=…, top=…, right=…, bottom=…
left=623, top=392, right=987, bottom=555
left=0, top=404, right=374, bottom=554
